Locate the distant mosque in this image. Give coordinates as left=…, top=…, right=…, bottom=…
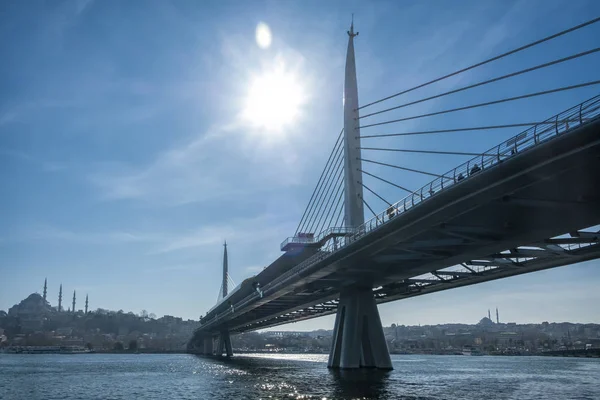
left=9, top=278, right=90, bottom=318
left=478, top=307, right=501, bottom=327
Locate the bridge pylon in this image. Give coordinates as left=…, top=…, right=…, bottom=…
left=343, top=16, right=364, bottom=228
left=327, top=19, right=393, bottom=370
left=217, top=241, right=234, bottom=357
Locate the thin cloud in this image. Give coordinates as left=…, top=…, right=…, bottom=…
left=0, top=149, right=66, bottom=173
left=87, top=128, right=239, bottom=205
left=152, top=228, right=227, bottom=255
left=0, top=110, right=18, bottom=126
left=151, top=214, right=292, bottom=255
left=143, top=263, right=209, bottom=273
left=244, top=265, right=265, bottom=274
left=75, top=0, right=94, bottom=16
left=7, top=224, right=161, bottom=245
left=86, top=116, right=310, bottom=206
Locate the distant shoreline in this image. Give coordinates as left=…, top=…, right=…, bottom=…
left=4, top=348, right=599, bottom=358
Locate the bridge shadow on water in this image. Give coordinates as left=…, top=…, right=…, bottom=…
left=328, top=368, right=392, bottom=399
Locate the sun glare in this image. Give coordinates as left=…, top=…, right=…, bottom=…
left=255, top=22, right=272, bottom=49
left=243, top=65, right=305, bottom=133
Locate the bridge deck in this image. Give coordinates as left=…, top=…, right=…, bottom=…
left=193, top=97, right=600, bottom=338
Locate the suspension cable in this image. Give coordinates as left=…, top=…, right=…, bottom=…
left=361, top=182, right=392, bottom=206
left=296, top=130, right=343, bottom=233
left=360, top=169, right=413, bottom=193
left=360, top=158, right=451, bottom=179
left=298, top=135, right=343, bottom=233
left=334, top=196, right=345, bottom=227
left=295, top=130, right=343, bottom=234
left=327, top=189, right=345, bottom=229
left=313, top=161, right=344, bottom=234
left=319, top=172, right=345, bottom=234
left=216, top=284, right=223, bottom=303
left=227, top=274, right=236, bottom=289
left=358, top=16, right=600, bottom=110
left=362, top=198, right=379, bottom=219
left=359, top=80, right=600, bottom=129
left=360, top=147, right=497, bottom=157
left=359, top=48, right=600, bottom=119
left=306, top=146, right=344, bottom=234
left=360, top=118, right=592, bottom=138
left=360, top=123, right=544, bottom=138
left=307, top=145, right=344, bottom=233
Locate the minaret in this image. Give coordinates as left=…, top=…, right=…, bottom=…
left=72, top=290, right=76, bottom=313
left=488, top=309, right=491, bottom=320
left=43, top=278, right=47, bottom=302
left=343, top=14, right=364, bottom=228
left=58, top=284, right=63, bottom=312
left=496, top=307, right=499, bottom=324
left=85, top=294, right=89, bottom=314
left=222, top=240, right=228, bottom=298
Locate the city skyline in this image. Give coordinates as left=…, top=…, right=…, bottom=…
left=1, top=1, right=600, bottom=329
left=2, top=270, right=599, bottom=328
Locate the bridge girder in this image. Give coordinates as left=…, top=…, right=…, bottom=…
left=191, top=114, right=600, bottom=343
left=190, top=227, right=599, bottom=337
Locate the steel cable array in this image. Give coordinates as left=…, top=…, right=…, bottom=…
left=352, top=17, right=600, bottom=214
left=359, top=47, right=600, bottom=120
left=290, top=16, right=600, bottom=240
left=295, top=130, right=345, bottom=235
left=358, top=16, right=600, bottom=110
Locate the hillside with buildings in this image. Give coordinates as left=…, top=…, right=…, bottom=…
left=1, top=281, right=599, bottom=355
left=0, top=280, right=199, bottom=352
left=232, top=318, right=600, bottom=356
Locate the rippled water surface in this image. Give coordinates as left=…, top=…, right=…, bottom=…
left=1, top=353, right=599, bottom=399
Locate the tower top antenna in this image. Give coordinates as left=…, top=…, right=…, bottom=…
left=348, top=14, right=359, bottom=37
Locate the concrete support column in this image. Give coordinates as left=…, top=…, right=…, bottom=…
left=328, top=287, right=392, bottom=369
left=203, top=337, right=213, bottom=355
left=217, top=330, right=233, bottom=357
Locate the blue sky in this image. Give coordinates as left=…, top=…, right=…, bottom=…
left=1, top=0, right=599, bottom=329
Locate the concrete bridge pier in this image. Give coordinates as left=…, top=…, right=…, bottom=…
left=327, top=287, right=393, bottom=370
left=217, top=330, right=233, bottom=357
left=203, top=336, right=213, bottom=355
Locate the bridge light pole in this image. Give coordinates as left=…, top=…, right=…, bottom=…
left=328, top=18, right=393, bottom=370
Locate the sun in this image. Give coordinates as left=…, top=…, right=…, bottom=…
left=242, top=64, right=306, bottom=133
left=255, top=22, right=272, bottom=49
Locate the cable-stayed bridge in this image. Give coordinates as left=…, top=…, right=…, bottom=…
left=189, top=17, right=600, bottom=369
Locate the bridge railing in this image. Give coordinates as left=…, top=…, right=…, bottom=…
left=281, top=227, right=357, bottom=250
left=280, top=235, right=315, bottom=249
left=269, top=95, right=600, bottom=294
left=200, top=95, right=600, bottom=330
left=360, top=95, right=600, bottom=236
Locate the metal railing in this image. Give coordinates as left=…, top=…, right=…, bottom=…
left=199, top=95, right=600, bottom=330
left=280, top=236, right=315, bottom=249
left=359, top=95, right=600, bottom=235
left=281, top=227, right=356, bottom=250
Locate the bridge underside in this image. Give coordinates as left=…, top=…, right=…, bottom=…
left=229, top=229, right=600, bottom=332
left=190, top=118, right=600, bottom=368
